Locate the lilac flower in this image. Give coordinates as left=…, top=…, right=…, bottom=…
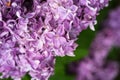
left=0, top=0, right=109, bottom=80
left=77, top=58, right=118, bottom=80
left=103, top=7, right=120, bottom=46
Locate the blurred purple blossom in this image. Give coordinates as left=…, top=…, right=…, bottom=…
left=0, top=0, right=109, bottom=80
left=75, top=7, right=120, bottom=80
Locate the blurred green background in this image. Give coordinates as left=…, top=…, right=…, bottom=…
left=1, top=0, right=120, bottom=80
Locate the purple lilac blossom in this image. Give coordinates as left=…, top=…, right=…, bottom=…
left=76, top=7, right=120, bottom=80
left=0, top=0, right=109, bottom=80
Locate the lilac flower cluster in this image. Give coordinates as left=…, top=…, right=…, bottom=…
left=0, top=0, right=109, bottom=80
left=76, top=7, right=120, bottom=80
